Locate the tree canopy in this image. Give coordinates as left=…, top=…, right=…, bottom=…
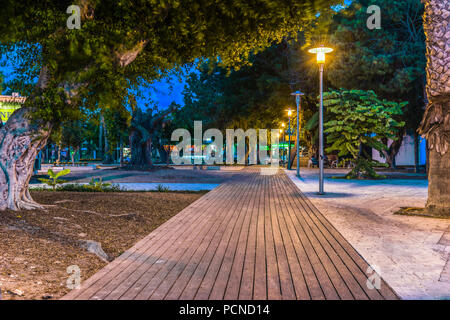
left=0, top=0, right=340, bottom=125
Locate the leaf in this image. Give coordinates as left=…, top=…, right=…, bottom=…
left=55, top=169, right=71, bottom=178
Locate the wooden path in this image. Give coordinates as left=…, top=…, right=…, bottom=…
left=63, top=168, right=398, bottom=300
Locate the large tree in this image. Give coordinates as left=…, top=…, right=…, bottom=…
left=418, top=0, right=449, bottom=216
left=327, top=0, right=426, bottom=169
left=323, top=89, right=406, bottom=178
left=0, top=0, right=340, bottom=210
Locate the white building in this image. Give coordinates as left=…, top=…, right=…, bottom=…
left=372, top=133, right=426, bottom=166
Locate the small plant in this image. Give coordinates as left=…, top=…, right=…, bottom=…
left=87, top=177, right=112, bottom=192
left=38, top=169, right=71, bottom=191
left=156, top=184, right=170, bottom=192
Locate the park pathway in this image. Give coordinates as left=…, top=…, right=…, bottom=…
left=63, top=168, right=398, bottom=300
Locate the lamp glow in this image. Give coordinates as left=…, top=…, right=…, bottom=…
left=308, top=46, right=333, bottom=65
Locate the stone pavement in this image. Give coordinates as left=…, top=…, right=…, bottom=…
left=286, top=168, right=450, bottom=299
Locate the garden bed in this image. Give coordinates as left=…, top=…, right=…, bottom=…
left=0, top=191, right=204, bottom=300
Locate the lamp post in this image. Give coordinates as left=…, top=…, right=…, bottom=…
left=281, top=123, right=286, bottom=164
left=291, top=90, right=304, bottom=177
left=308, top=45, right=333, bottom=195
left=287, top=109, right=293, bottom=169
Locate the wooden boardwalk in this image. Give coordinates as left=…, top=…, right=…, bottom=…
left=63, top=168, right=398, bottom=300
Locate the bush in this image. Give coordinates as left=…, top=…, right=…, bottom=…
left=156, top=184, right=170, bottom=192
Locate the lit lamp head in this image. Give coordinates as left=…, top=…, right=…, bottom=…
left=308, top=45, right=333, bottom=64
left=287, top=109, right=293, bottom=117
left=281, top=122, right=285, bottom=128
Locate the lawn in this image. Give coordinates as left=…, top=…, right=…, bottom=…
left=0, top=191, right=204, bottom=300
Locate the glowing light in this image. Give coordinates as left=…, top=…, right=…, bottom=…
left=308, top=46, right=333, bottom=65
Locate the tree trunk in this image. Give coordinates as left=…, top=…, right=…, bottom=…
left=119, top=138, right=124, bottom=166
left=71, top=146, right=79, bottom=166
left=0, top=107, right=52, bottom=210
left=129, top=129, right=153, bottom=167
left=414, top=131, right=420, bottom=173
left=99, top=114, right=104, bottom=160
left=288, top=140, right=298, bottom=169
left=381, top=131, right=405, bottom=169
left=418, top=0, right=450, bottom=216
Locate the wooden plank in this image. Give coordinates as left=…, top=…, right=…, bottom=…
left=272, top=174, right=341, bottom=300
left=149, top=173, right=259, bottom=300
left=194, top=172, right=259, bottom=300
left=267, top=172, right=296, bottom=299
left=238, top=173, right=263, bottom=300
left=221, top=172, right=262, bottom=299
left=115, top=175, right=249, bottom=300
left=268, top=171, right=311, bottom=300
left=211, top=171, right=260, bottom=299
left=285, top=178, right=398, bottom=300
left=252, top=174, right=268, bottom=300
left=63, top=184, right=226, bottom=300
left=263, top=174, right=282, bottom=300
left=282, top=181, right=354, bottom=298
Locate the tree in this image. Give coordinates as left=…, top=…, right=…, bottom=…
left=324, top=89, right=406, bottom=178
left=61, top=120, right=85, bottom=165
left=418, top=0, right=450, bottom=216
left=327, top=0, right=426, bottom=168
left=0, top=0, right=339, bottom=210
left=129, top=101, right=176, bottom=167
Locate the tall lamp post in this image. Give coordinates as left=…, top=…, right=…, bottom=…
left=287, top=109, right=293, bottom=169
left=308, top=45, right=333, bottom=195
left=281, top=123, right=286, bottom=164
left=291, top=90, right=304, bottom=177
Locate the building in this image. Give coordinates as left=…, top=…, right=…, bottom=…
left=0, top=93, right=26, bottom=123
left=372, top=133, right=427, bottom=167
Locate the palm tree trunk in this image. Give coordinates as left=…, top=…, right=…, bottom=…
left=419, top=0, right=450, bottom=216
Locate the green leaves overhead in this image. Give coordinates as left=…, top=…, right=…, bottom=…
left=0, top=0, right=340, bottom=124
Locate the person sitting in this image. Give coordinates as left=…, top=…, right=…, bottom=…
left=308, top=156, right=318, bottom=168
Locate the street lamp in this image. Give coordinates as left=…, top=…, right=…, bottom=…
left=286, top=109, right=293, bottom=169
left=281, top=123, right=286, bottom=164
left=308, top=45, right=333, bottom=195
left=291, top=90, right=304, bottom=178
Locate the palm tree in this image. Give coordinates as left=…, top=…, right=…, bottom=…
left=418, top=0, right=450, bottom=216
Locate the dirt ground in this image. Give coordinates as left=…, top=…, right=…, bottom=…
left=0, top=191, right=203, bottom=300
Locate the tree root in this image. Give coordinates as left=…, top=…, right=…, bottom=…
left=394, top=207, right=450, bottom=219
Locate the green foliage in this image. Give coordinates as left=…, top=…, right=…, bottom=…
left=38, top=168, right=71, bottom=191
left=327, top=0, right=425, bottom=131
left=34, top=182, right=122, bottom=192
left=323, top=89, right=406, bottom=178
left=0, top=0, right=340, bottom=126
left=86, top=177, right=112, bottom=192
left=156, top=184, right=170, bottom=192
